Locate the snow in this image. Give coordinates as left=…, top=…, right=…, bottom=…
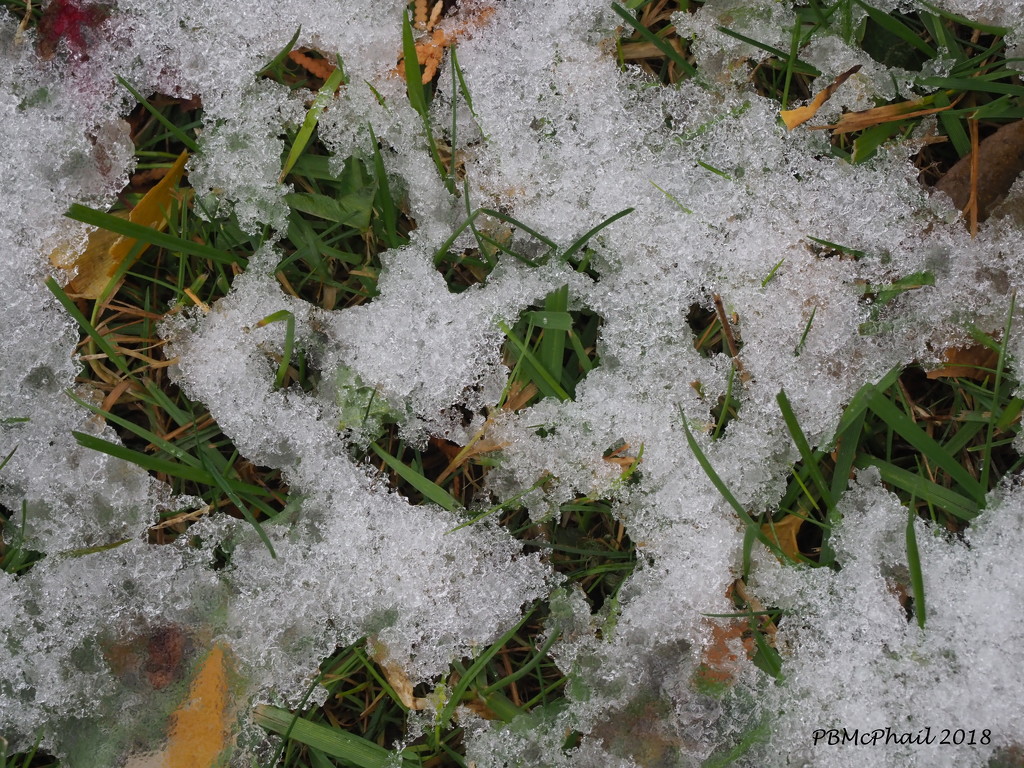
left=1, top=0, right=1023, bottom=765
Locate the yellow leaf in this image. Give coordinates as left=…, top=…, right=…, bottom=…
left=165, top=643, right=235, bottom=767
left=51, top=150, right=189, bottom=299
left=121, top=641, right=237, bottom=768
left=368, top=637, right=428, bottom=710
left=760, top=513, right=804, bottom=561
left=780, top=65, right=860, bottom=130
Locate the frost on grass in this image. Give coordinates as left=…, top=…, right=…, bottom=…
left=2, top=0, right=1024, bottom=765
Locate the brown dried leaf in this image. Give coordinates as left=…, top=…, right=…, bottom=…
left=935, top=119, right=1024, bottom=223
left=926, top=344, right=1000, bottom=381
left=368, top=637, right=427, bottom=710
left=818, top=97, right=957, bottom=135
left=695, top=617, right=753, bottom=687
left=780, top=65, right=861, bottom=130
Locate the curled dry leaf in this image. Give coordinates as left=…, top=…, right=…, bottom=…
left=780, top=65, right=861, bottom=130
left=760, top=513, right=805, bottom=562
left=816, top=95, right=957, bottom=135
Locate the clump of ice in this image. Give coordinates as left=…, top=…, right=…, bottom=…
left=745, top=472, right=1024, bottom=768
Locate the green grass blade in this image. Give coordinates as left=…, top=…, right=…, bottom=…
left=905, top=506, right=926, bottom=629
left=254, top=705, right=410, bottom=768
left=830, top=367, right=901, bottom=442
left=916, top=76, right=1024, bottom=96
left=72, top=431, right=215, bottom=485
left=438, top=611, right=532, bottom=727
left=369, top=442, right=461, bottom=512
left=981, top=294, right=1015, bottom=490
left=257, top=310, right=296, bottom=390
left=258, top=26, right=302, bottom=76
left=498, top=319, right=571, bottom=402
left=539, top=287, right=569, bottom=388
left=857, top=457, right=980, bottom=520
left=116, top=77, right=199, bottom=153
left=280, top=64, right=347, bottom=181
left=680, top=412, right=782, bottom=571
left=401, top=10, right=454, bottom=194
left=197, top=449, right=277, bottom=557
left=66, top=204, right=243, bottom=266
left=560, top=207, right=634, bottom=263
left=865, top=388, right=985, bottom=503
left=45, top=278, right=133, bottom=378
left=401, top=10, right=427, bottom=116
left=776, top=389, right=833, bottom=510
left=713, top=27, right=820, bottom=75
left=855, top=0, right=936, bottom=58
left=67, top=390, right=201, bottom=467
left=368, top=124, right=401, bottom=248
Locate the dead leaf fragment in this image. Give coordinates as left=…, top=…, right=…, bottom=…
left=760, top=513, right=804, bottom=562
left=51, top=150, right=189, bottom=299
left=926, top=344, right=999, bottom=381
left=818, top=96, right=957, bottom=135
left=780, top=65, right=861, bottom=130
left=934, top=119, right=1024, bottom=224
left=368, top=637, right=428, bottom=710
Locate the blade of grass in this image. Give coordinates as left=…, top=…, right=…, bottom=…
left=197, top=448, right=277, bottom=557
left=559, top=207, right=634, bottom=263
left=401, top=10, right=455, bottom=195
left=256, top=310, right=296, bottom=390
left=713, top=27, right=820, bottom=75
left=498, top=319, right=571, bottom=402
left=254, top=705, right=413, bottom=768
left=981, top=294, right=1015, bottom=491
left=777, top=389, right=833, bottom=509
left=857, top=457, right=980, bottom=520
left=257, top=26, right=302, bottom=76
left=865, top=388, right=985, bottom=503
left=116, top=77, right=200, bottom=153
left=45, top=277, right=133, bottom=378
left=280, top=62, right=347, bottom=181
left=369, top=442, right=461, bottom=512
left=538, top=287, right=569, bottom=390
left=71, top=431, right=217, bottom=486
left=438, top=611, right=532, bottom=727
left=367, top=124, right=401, bottom=249
left=66, top=204, right=243, bottom=266
left=855, top=0, right=936, bottom=58
left=680, top=411, right=783, bottom=572
left=905, top=504, right=926, bottom=629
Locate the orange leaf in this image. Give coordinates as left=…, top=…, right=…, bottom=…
left=695, top=617, right=753, bottom=688
left=780, top=65, right=861, bottom=130
left=122, top=642, right=237, bottom=768
left=51, top=150, right=189, bottom=299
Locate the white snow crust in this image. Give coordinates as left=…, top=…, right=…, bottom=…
left=1, top=0, right=1023, bottom=765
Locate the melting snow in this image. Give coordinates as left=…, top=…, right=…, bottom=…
left=1, top=0, right=1023, bottom=765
